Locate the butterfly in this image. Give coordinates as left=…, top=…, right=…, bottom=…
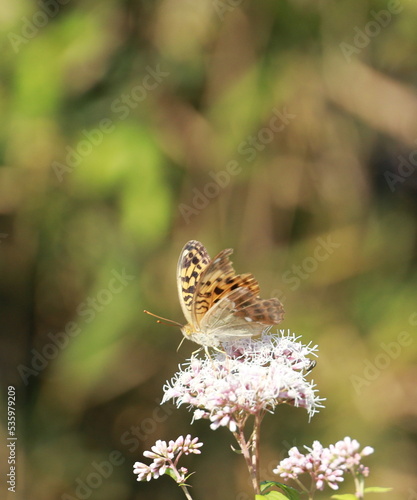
left=145, top=240, right=284, bottom=348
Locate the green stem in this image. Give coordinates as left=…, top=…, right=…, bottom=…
left=293, top=477, right=312, bottom=499
left=179, top=484, right=194, bottom=500
left=169, top=455, right=195, bottom=500
left=353, top=471, right=364, bottom=499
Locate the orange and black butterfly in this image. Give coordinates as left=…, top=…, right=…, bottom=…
left=145, top=240, right=284, bottom=348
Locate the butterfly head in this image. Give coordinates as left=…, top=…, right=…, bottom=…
left=181, top=323, right=195, bottom=339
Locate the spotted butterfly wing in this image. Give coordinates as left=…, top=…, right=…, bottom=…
left=196, top=248, right=284, bottom=341
left=176, top=240, right=211, bottom=326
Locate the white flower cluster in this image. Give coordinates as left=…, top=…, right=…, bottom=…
left=133, top=435, right=203, bottom=483
left=273, top=437, right=374, bottom=491
left=162, top=333, right=323, bottom=432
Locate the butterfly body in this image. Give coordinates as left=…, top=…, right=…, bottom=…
left=177, top=240, right=284, bottom=347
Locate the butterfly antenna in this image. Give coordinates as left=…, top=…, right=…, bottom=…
left=143, top=310, right=183, bottom=328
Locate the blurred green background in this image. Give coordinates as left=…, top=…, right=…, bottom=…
left=1, top=1, right=417, bottom=499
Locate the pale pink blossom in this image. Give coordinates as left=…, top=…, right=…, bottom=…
left=162, top=333, right=322, bottom=432
left=274, top=437, right=374, bottom=492
left=133, top=435, right=203, bottom=483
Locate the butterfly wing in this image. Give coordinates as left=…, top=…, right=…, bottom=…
left=190, top=247, right=256, bottom=326
left=200, top=287, right=284, bottom=341
left=176, top=240, right=211, bottom=326
left=194, top=247, right=284, bottom=332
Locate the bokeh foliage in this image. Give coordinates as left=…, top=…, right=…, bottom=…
left=1, top=1, right=417, bottom=499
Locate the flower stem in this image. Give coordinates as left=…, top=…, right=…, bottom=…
left=234, top=422, right=260, bottom=495
left=180, top=484, right=194, bottom=500
left=169, top=458, right=195, bottom=500
left=353, top=471, right=364, bottom=499
left=292, top=477, right=311, bottom=499
left=251, top=413, right=262, bottom=489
